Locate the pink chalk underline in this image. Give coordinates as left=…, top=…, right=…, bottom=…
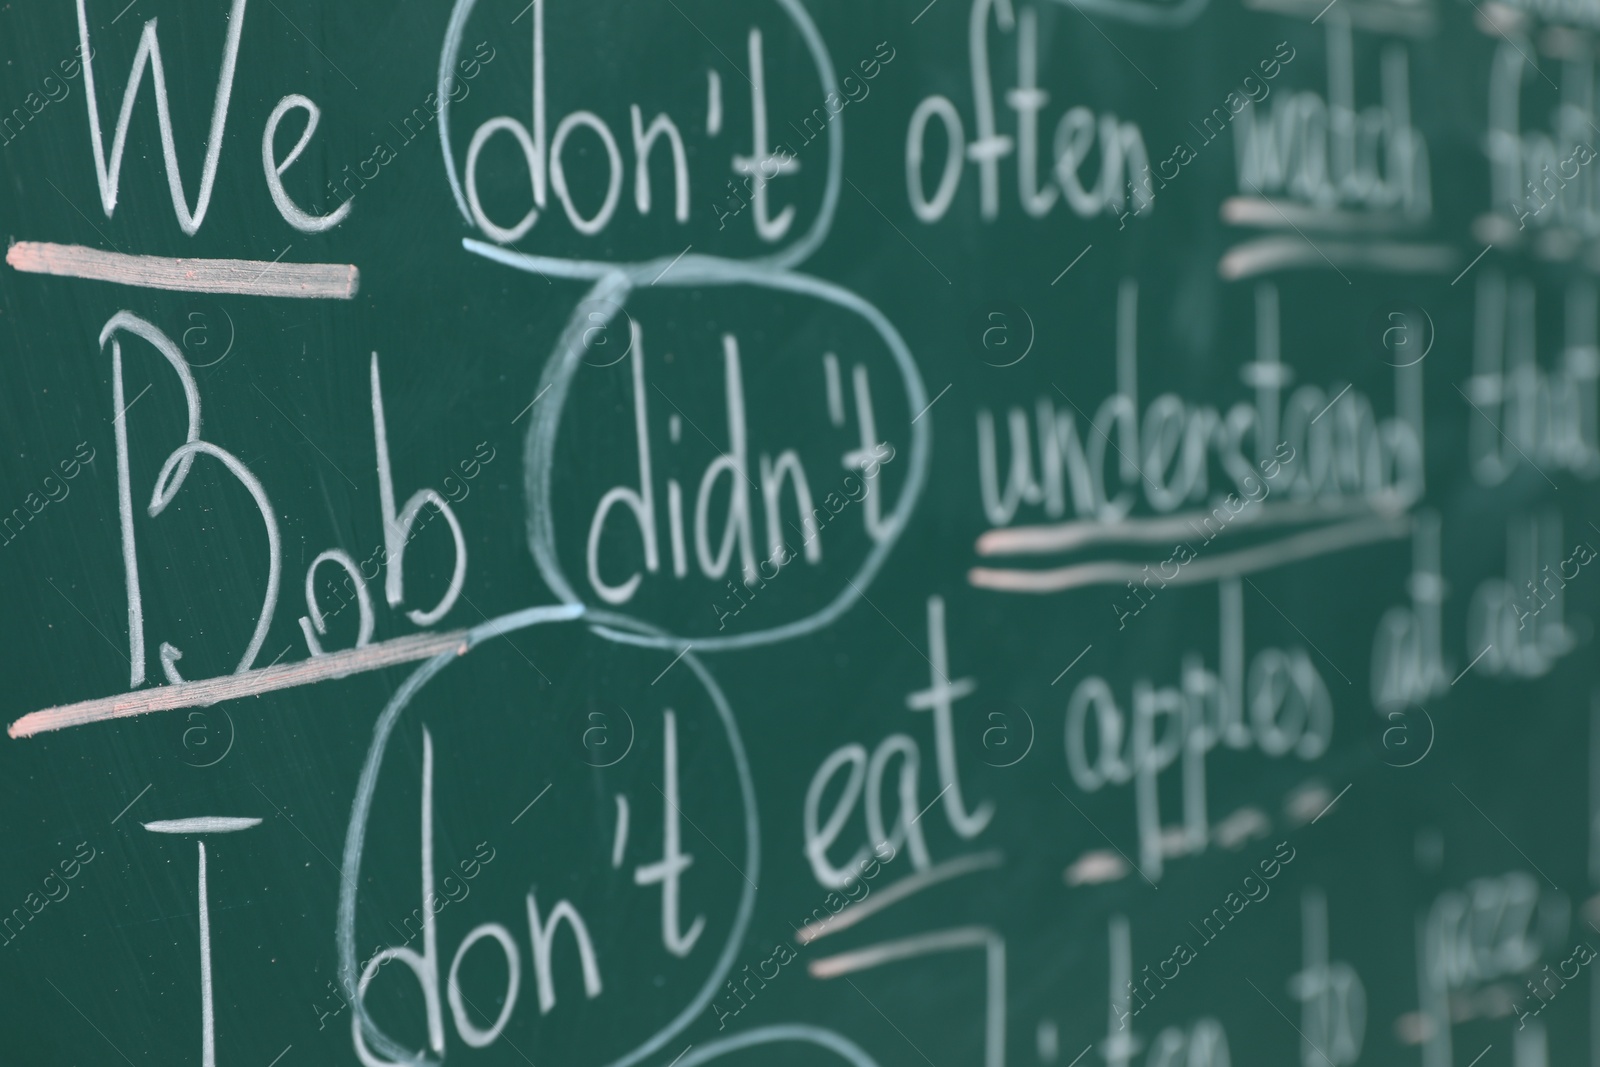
left=7, top=241, right=359, bottom=299
left=8, top=629, right=470, bottom=739
left=969, top=514, right=1411, bottom=593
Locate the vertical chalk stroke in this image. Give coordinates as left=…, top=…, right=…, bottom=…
left=370, top=353, right=469, bottom=626
left=6, top=243, right=360, bottom=299
left=337, top=606, right=759, bottom=1067
left=611, top=793, right=630, bottom=868
left=142, top=817, right=260, bottom=1067
left=438, top=0, right=843, bottom=276
left=103, top=310, right=203, bottom=689
left=199, top=842, right=217, bottom=1067
left=706, top=68, right=723, bottom=136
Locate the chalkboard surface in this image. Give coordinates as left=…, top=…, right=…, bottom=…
left=1, top=1, right=1597, bottom=1066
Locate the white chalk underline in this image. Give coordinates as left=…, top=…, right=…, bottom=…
left=975, top=497, right=1401, bottom=557
left=795, top=850, right=1005, bottom=945
left=144, top=817, right=262, bottom=834
left=970, top=514, right=1411, bottom=593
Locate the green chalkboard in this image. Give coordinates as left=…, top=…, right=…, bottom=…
left=2, top=1, right=1599, bottom=1066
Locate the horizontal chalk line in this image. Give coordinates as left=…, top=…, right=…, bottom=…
left=144, top=817, right=261, bottom=834
left=809, top=926, right=994, bottom=980
left=10, top=604, right=587, bottom=740
left=975, top=496, right=1398, bottom=557
left=9, top=629, right=472, bottom=739
left=1218, top=236, right=1456, bottom=280
left=796, top=850, right=1005, bottom=945
left=969, top=514, right=1410, bottom=593
left=7, top=241, right=359, bottom=299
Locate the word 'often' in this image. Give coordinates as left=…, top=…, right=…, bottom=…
left=906, top=0, right=1148, bottom=224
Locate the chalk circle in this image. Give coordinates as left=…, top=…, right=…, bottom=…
left=435, top=0, right=843, bottom=276
left=337, top=604, right=759, bottom=1067
left=522, top=265, right=931, bottom=652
